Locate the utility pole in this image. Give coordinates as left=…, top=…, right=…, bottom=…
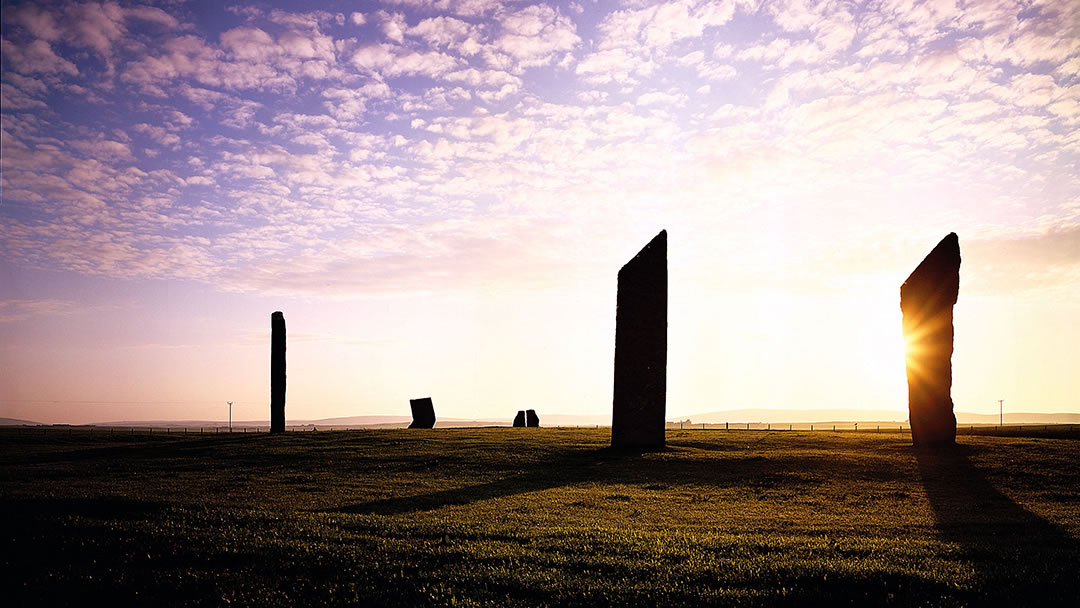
left=228, top=401, right=233, bottom=432
left=999, top=399, right=1003, bottom=426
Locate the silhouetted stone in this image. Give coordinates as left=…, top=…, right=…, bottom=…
left=409, top=398, right=436, bottom=429
left=270, top=311, right=286, bottom=433
left=526, top=409, right=539, bottom=427
left=512, top=410, right=526, bottom=427
left=901, top=233, right=961, bottom=447
left=612, top=230, right=667, bottom=448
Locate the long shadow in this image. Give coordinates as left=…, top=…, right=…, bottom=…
left=327, top=447, right=635, bottom=515
left=0, top=432, right=298, bottom=467
left=915, top=443, right=1080, bottom=600
left=327, top=446, right=819, bottom=516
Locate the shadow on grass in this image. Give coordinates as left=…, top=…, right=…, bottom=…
left=328, top=445, right=803, bottom=516
left=0, top=496, right=167, bottom=520
left=1, top=432, right=303, bottom=467
left=916, top=443, right=1080, bottom=600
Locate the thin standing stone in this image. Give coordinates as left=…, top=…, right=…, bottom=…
left=901, top=233, right=961, bottom=446
left=612, top=230, right=667, bottom=448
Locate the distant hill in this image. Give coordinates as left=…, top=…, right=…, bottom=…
left=84, top=414, right=608, bottom=429
left=0, top=417, right=41, bottom=426
left=954, top=412, right=1080, bottom=424
left=669, top=409, right=909, bottom=424
left=18, top=410, right=1080, bottom=428
left=669, top=409, right=1080, bottom=425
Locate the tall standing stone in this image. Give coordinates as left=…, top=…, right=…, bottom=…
left=409, top=397, right=436, bottom=429
left=526, top=409, right=539, bottom=428
left=270, top=311, right=286, bottom=433
left=512, top=410, right=526, bottom=427
left=612, top=230, right=667, bottom=448
left=901, top=233, right=961, bottom=447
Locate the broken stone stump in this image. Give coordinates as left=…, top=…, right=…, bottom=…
left=270, top=311, right=286, bottom=433
left=409, top=397, right=436, bottom=429
left=512, top=410, right=526, bottom=427
left=526, top=409, right=539, bottom=427
left=612, top=230, right=667, bottom=448
left=901, top=232, right=961, bottom=447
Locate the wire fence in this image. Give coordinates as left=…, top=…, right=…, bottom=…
left=4, top=423, right=1078, bottom=438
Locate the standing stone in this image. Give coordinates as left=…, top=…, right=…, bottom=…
left=526, top=409, right=540, bottom=427
left=612, top=230, right=668, bottom=448
left=270, top=311, right=286, bottom=433
left=409, top=397, right=436, bottom=429
left=512, top=410, right=526, bottom=427
left=901, top=233, right=961, bottom=447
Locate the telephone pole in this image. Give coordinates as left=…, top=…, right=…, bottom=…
left=998, top=399, right=1003, bottom=426
left=228, top=401, right=233, bottom=432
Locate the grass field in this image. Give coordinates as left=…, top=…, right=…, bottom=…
left=2, top=428, right=1079, bottom=606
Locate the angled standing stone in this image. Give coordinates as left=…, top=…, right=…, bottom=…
left=901, top=233, right=961, bottom=447
left=512, top=410, right=526, bottom=427
left=526, top=409, right=539, bottom=428
left=612, top=230, right=667, bottom=448
left=409, top=397, right=436, bottom=429
left=270, top=311, right=286, bottom=433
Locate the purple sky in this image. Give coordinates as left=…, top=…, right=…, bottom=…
left=1, top=0, right=1078, bottom=424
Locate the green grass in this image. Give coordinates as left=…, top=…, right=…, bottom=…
left=2, top=428, right=1078, bottom=606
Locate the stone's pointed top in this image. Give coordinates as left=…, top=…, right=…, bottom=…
left=927, top=232, right=959, bottom=259
left=638, top=229, right=666, bottom=253
left=620, top=229, right=667, bottom=275
left=904, top=233, right=961, bottom=285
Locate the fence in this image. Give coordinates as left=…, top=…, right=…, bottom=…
left=4, top=424, right=1078, bottom=437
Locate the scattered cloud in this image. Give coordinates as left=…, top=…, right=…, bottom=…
left=0, top=0, right=1077, bottom=302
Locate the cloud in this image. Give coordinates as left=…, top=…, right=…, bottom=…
left=492, top=4, right=581, bottom=71
left=382, top=0, right=505, bottom=18
left=963, top=225, right=1080, bottom=295
left=408, top=15, right=483, bottom=53
left=0, top=299, right=121, bottom=323
left=351, top=43, right=459, bottom=77
left=0, top=0, right=1077, bottom=307
left=1, top=38, right=79, bottom=75
left=596, top=0, right=736, bottom=54
left=0, top=81, right=48, bottom=110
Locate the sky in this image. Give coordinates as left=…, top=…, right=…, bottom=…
left=1, top=0, right=1078, bottom=425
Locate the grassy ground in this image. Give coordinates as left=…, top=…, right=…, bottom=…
left=2, top=428, right=1078, bottom=606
